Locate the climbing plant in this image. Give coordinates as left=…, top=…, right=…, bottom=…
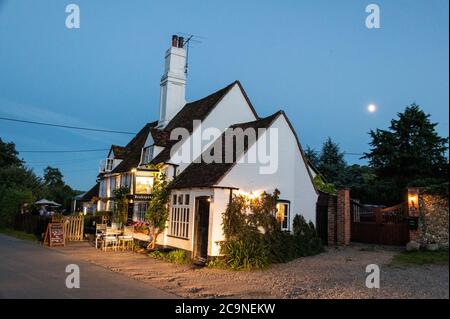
left=145, top=172, right=170, bottom=249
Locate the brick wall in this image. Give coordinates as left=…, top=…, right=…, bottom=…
left=328, top=189, right=351, bottom=246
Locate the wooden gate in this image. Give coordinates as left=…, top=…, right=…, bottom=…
left=63, top=215, right=84, bottom=241
left=351, top=201, right=409, bottom=246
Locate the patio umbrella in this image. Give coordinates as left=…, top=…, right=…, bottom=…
left=35, top=199, right=54, bottom=205
left=35, top=199, right=61, bottom=206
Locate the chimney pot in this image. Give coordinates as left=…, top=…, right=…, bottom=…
left=171, top=35, right=178, bottom=47
left=178, top=37, right=184, bottom=48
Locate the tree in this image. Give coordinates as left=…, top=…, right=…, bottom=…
left=112, top=187, right=129, bottom=225
left=364, top=104, right=449, bottom=203
left=0, top=138, right=23, bottom=167
left=43, top=166, right=64, bottom=188
left=146, top=173, right=170, bottom=249
left=317, top=137, right=347, bottom=186
left=304, top=146, right=320, bottom=168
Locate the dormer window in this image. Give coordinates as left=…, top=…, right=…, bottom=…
left=100, top=158, right=115, bottom=172
left=141, top=146, right=154, bottom=164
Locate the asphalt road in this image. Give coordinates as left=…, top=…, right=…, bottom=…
left=0, top=234, right=177, bottom=299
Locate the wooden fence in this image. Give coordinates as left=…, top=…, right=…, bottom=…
left=13, top=214, right=51, bottom=238
left=351, top=201, right=409, bottom=246
left=63, top=215, right=84, bottom=241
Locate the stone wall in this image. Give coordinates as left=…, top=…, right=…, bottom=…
left=418, top=194, right=449, bottom=248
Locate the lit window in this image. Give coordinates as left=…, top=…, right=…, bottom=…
left=276, top=202, right=290, bottom=231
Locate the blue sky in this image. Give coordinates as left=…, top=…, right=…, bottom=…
left=0, top=0, right=448, bottom=191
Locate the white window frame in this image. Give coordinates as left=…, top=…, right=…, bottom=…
left=168, top=193, right=190, bottom=239
left=141, top=146, right=154, bottom=164
left=133, top=202, right=147, bottom=222
left=276, top=201, right=290, bottom=231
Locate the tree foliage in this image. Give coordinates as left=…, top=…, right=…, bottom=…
left=0, top=138, right=79, bottom=227
left=221, top=189, right=322, bottom=270
left=364, top=104, right=449, bottom=203
left=145, top=173, right=170, bottom=249
left=112, top=186, right=129, bottom=225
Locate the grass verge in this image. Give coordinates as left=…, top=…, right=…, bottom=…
left=0, top=228, right=39, bottom=242
left=391, top=249, right=449, bottom=266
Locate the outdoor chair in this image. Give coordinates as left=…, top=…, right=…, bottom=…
left=95, top=224, right=107, bottom=249
left=102, top=235, right=119, bottom=251
left=102, top=226, right=121, bottom=251
left=118, top=226, right=135, bottom=251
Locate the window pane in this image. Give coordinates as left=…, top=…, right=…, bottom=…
left=178, top=195, right=183, bottom=205
left=173, top=194, right=177, bottom=205
left=185, top=194, right=190, bottom=205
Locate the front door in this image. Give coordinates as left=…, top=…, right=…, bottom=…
left=194, top=197, right=210, bottom=263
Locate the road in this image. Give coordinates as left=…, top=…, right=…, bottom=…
left=0, top=234, right=178, bottom=299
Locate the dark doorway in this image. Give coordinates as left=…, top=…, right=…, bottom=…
left=316, top=191, right=331, bottom=245
left=194, top=197, right=210, bottom=263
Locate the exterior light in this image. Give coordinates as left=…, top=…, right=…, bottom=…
left=131, top=168, right=137, bottom=173
left=407, top=188, right=419, bottom=216
left=408, top=194, right=418, bottom=208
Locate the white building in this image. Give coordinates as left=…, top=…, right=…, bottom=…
left=87, top=35, right=318, bottom=260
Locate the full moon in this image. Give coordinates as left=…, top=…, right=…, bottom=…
left=368, top=104, right=377, bottom=113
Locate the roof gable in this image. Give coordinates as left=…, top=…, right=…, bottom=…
left=151, top=80, right=258, bottom=164
left=168, top=112, right=281, bottom=189
left=110, top=121, right=158, bottom=174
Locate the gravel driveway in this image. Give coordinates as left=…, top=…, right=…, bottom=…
left=59, top=242, right=449, bottom=299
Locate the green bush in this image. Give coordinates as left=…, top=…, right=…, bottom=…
left=206, top=257, right=227, bottom=269
left=148, top=249, right=191, bottom=265
left=221, top=234, right=269, bottom=270
left=167, top=249, right=191, bottom=265
left=293, top=215, right=324, bottom=256
left=265, top=230, right=298, bottom=263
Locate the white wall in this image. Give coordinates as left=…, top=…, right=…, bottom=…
left=168, top=83, right=257, bottom=174
left=217, top=114, right=318, bottom=230
left=158, top=188, right=214, bottom=254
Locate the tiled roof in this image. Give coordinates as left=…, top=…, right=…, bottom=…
left=110, top=145, right=128, bottom=159
left=110, top=121, right=158, bottom=173
left=151, top=80, right=258, bottom=164
left=79, top=183, right=99, bottom=201
left=168, top=111, right=282, bottom=189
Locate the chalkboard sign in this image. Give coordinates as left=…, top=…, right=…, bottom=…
left=43, top=222, right=66, bottom=247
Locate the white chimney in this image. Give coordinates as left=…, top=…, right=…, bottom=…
left=157, top=35, right=187, bottom=128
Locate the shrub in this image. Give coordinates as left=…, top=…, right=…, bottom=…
left=167, top=249, right=191, bottom=265
left=265, top=230, right=298, bottom=263
left=221, top=234, right=269, bottom=270
left=293, top=215, right=324, bottom=256
left=207, top=257, right=227, bottom=269
left=149, top=249, right=191, bottom=265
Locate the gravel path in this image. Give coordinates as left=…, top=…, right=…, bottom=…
left=59, top=242, right=449, bottom=299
